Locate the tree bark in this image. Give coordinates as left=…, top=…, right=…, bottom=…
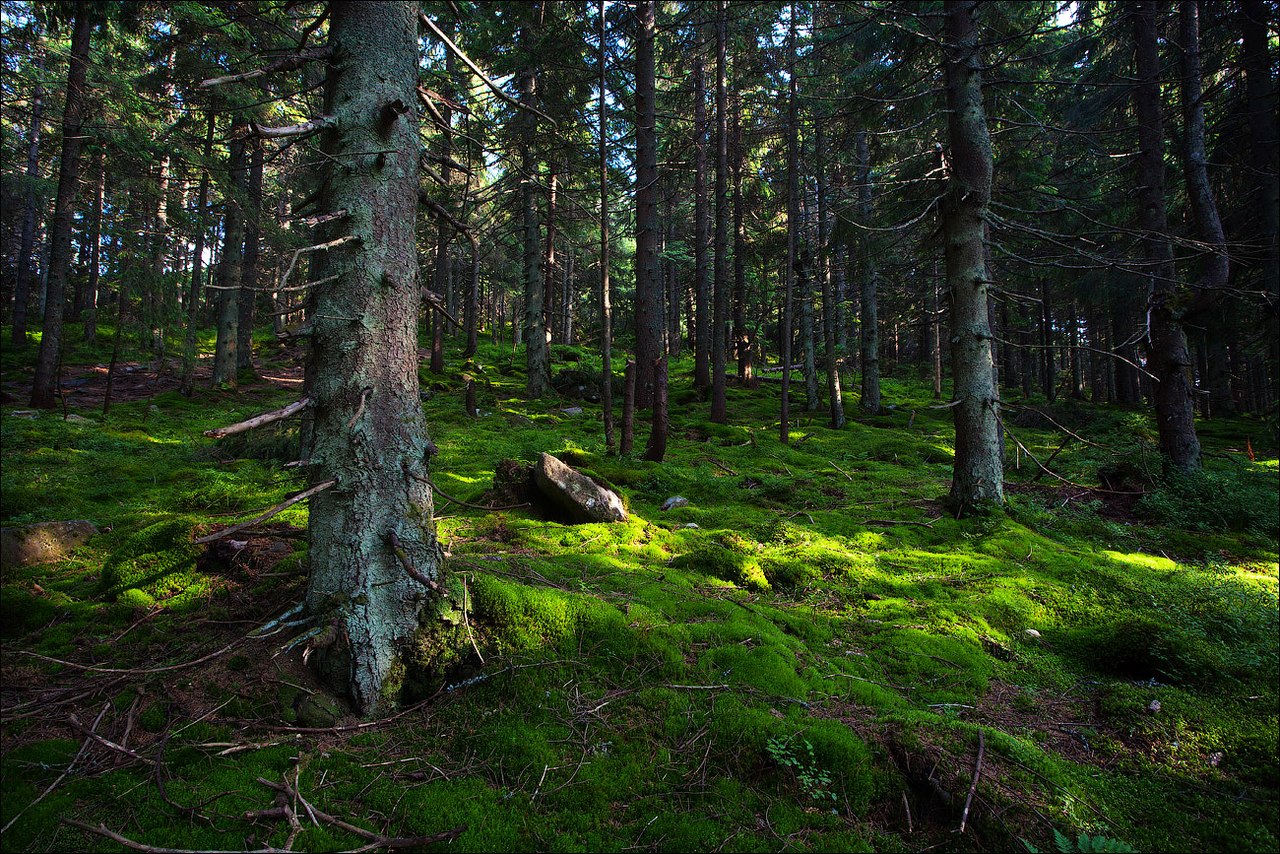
left=1132, top=1, right=1201, bottom=473
left=856, top=131, right=880, bottom=414
left=732, top=91, right=749, bottom=382
left=83, top=150, right=105, bottom=344
left=520, top=21, right=550, bottom=397
left=237, top=139, right=263, bottom=371
left=181, top=112, right=215, bottom=397
left=212, top=131, right=247, bottom=387
left=1242, top=0, right=1279, bottom=374
left=599, top=0, right=615, bottom=452
left=692, top=47, right=711, bottom=391
left=634, top=0, right=663, bottom=410
left=942, top=0, right=1003, bottom=510
left=710, top=1, right=730, bottom=423
left=817, top=115, right=844, bottom=428
left=31, top=11, right=92, bottom=408
left=780, top=0, right=798, bottom=444
left=11, top=52, right=45, bottom=346
left=303, top=1, right=437, bottom=715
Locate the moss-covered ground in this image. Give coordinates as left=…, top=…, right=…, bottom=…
left=1, top=325, right=1277, bottom=852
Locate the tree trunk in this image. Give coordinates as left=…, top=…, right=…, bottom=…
left=942, top=0, right=1003, bottom=510
left=181, top=112, right=215, bottom=397
left=710, top=1, right=730, bottom=423
left=83, top=150, right=105, bottom=344
left=238, top=139, right=263, bottom=371
left=31, top=11, right=92, bottom=408
left=1132, top=1, right=1201, bottom=473
left=212, top=131, right=247, bottom=387
left=1242, top=0, right=1279, bottom=374
left=732, top=92, right=750, bottom=382
left=303, top=1, right=437, bottom=715
left=780, top=0, right=798, bottom=444
left=635, top=0, right=663, bottom=411
left=11, top=53, right=45, bottom=346
left=1040, top=280, right=1055, bottom=402
left=693, top=47, right=711, bottom=391
left=599, top=0, right=615, bottom=452
left=931, top=267, right=943, bottom=398
left=856, top=131, right=880, bottom=414
left=520, top=32, right=550, bottom=397
left=817, top=114, right=844, bottom=428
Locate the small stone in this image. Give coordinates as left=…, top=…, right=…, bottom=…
left=1024, top=628, right=1041, bottom=639
left=661, top=496, right=690, bottom=511
left=65, top=413, right=94, bottom=424
left=559, top=406, right=584, bottom=417
left=683, top=522, right=700, bottom=529
left=9, top=410, right=38, bottom=419
left=294, top=692, right=343, bottom=728
left=1208, top=751, right=1224, bottom=767
left=1146, top=699, right=1161, bottom=714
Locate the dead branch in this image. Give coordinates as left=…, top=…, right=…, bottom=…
left=63, top=819, right=290, bottom=853
left=16, top=641, right=242, bottom=675
left=68, top=713, right=155, bottom=766
left=958, top=730, right=985, bottom=833
left=388, top=530, right=444, bottom=594
left=200, top=47, right=333, bottom=89
left=277, top=235, right=360, bottom=293
left=1, top=702, right=109, bottom=834
left=204, top=398, right=311, bottom=439
left=346, top=387, right=371, bottom=430
left=422, top=289, right=462, bottom=329
left=194, top=481, right=335, bottom=545
left=417, top=84, right=469, bottom=115
left=419, top=12, right=555, bottom=126
left=251, top=115, right=335, bottom=139
left=301, top=209, right=348, bottom=228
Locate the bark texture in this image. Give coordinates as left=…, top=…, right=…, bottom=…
left=942, top=0, right=1003, bottom=509
left=12, top=57, right=44, bottom=346
left=634, top=0, right=663, bottom=409
left=303, top=1, right=438, bottom=715
left=31, top=12, right=92, bottom=408
left=856, top=132, right=880, bottom=414
left=1132, top=1, right=1201, bottom=473
left=710, top=3, right=730, bottom=423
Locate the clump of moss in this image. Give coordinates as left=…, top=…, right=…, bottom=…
left=673, top=539, right=769, bottom=591
left=1063, top=615, right=1223, bottom=685
left=99, top=517, right=202, bottom=598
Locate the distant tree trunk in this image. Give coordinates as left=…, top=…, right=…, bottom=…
left=211, top=130, right=246, bottom=388
left=1242, top=0, right=1279, bottom=374
left=780, top=0, right=798, bottom=444
left=693, top=48, right=711, bottom=391
left=644, top=356, right=668, bottom=461
left=635, top=0, right=664, bottom=412
left=801, top=250, right=819, bottom=411
left=931, top=267, right=943, bottom=398
left=542, top=155, right=557, bottom=359
left=83, top=151, right=105, bottom=344
left=303, top=1, right=437, bottom=715
left=1040, top=280, right=1055, bottom=402
left=732, top=91, right=750, bottom=382
left=11, top=53, right=45, bottom=346
left=942, top=0, right=1003, bottom=510
left=237, top=139, right=263, bottom=372
left=710, top=1, right=730, bottom=423
left=599, top=0, right=615, bottom=452
left=519, top=32, right=550, bottom=398
left=621, top=359, right=635, bottom=454
left=31, top=11, right=92, bottom=408
left=817, top=116, right=844, bottom=428
left=562, top=250, right=575, bottom=345
left=1132, top=1, right=1201, bottom=473
left=181, top=112, right=215, bottom=397
left=431, top=63, right=456, bottom=376
left=856, top=131, right=880, bottom=414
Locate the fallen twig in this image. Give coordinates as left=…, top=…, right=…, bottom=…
left=195, top=480, right=336, bottom=545
left=204, top=398, right=311, bottom=440
left=958, top=730, right=985, bottom=834
left=2, top=702, right=109, bottom=834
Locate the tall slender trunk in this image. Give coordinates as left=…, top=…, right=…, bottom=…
left=599, top=0, right=614, bottom=452
left=856, top=131, right=880, bottom=413
left=710, top=1, right=730, bottom=423
left=181, top=112, right=215, bottom=397
left=238, top=139, right=263, bottom=371
left=11, top=53, right=45, bottom=346
left=211, top=130, right=247, bottom=387
left=1132, top=1, right=1201, bottom=472
left=732, top=93, right=749, bottom=381
left=780, top=0, right=798, bottom=444
left=634, top=0, right=664, bottom=416
left=520, top=23, right=550, bottom=397
left=83, top=151, right=105, bottom=343
left=304, top=1, right=436, bottom=715
left=1242, top=0, right=1279, bottom=374
left=693, top=48, right=711, bottom=391
left=31, top=11, right=92, bottom=408
left=942, top=0, right=1003, bottom=510
left=817, top=116, right=844, bottom=428
left=1040, top=280, right=1055, bottom=401
left=542, top=155, right=558, bottom=359
left=931, top=265, right=943, bottom=398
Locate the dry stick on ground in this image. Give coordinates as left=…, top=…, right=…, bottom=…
left=958, top=730, right=985, bottom=834
left=68, top=714, right=156, bottom=766
left=194, top=480, right=336, bottom=545
left=423, top=477, right=530, bottom=511
left=63, top=820, right=291, bottom=854
left=203, top=397, right=311, bottom=439
left=16, top=640, right=243, bottom=675
left=1, top=702, right=109, bottom=834
left=999, top=415, right=1145, bottom=496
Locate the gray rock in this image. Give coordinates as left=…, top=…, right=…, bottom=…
left=661, top=496, right=690, bottom=511
left=64, top=414, right=94, bottom=424
left=1, top=520, right=98, bottom=568
left=683, top=522, right=700, bottom=529
left=9, top=410, right=38, bottom=419
left=294, top=692, right=343, bottom=728
left=532, top=452, right=626, bottom=524
left=1023, top=628, right=1041, bottom=639
left=559, top=406, right=584, bottom=417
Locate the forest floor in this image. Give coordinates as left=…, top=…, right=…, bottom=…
left=1, top=323, right=1277, bottom=853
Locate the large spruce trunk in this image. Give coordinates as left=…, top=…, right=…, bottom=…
left=942, top=0, right=1003, bottom=510
left=303, top=1, right=438, bottom=715
left=1131, top=2, right=1201, bottom=473
left=212, top=132, right=247, bottom=388
left=634, top=0, right=663, bottom=410
left=710, top=2, right=730, bottom=423
left=856, top=131, right=881, bottom=414
left=30, top=11, right=92, bottom=408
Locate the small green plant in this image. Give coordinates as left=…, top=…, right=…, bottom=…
left=1023, top=829, right=1138, bottom=853
left=767, top=735, right=836, bottom=803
